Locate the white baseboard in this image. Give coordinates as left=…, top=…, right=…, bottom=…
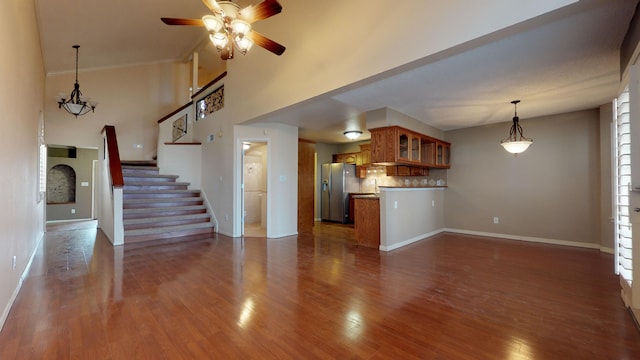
left=443, top=228, right=601, bottom=250
left=600, top=246, right=614, bottom=254
left=380, top=229, right=445, bottom=252
left=217, top=230, right=234, bottom=237
left=0, top=232, right=44, bottom=331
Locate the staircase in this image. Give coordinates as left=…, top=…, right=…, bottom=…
left=122, top=164, right=215, bottom=243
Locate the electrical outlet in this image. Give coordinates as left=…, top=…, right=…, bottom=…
left=394, top=201, right=398, bottom=209
left=12, top=256, right=16, bottom=270
left=493, top=217, right=499, bottom=224
left=432, top=200, right=435, bottom=207
left=225, top=214, right=229, bottom=221
left=71, top=209, right=76, bottom=214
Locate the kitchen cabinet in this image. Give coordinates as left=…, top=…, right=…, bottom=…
left=332, top=152, right=360, bottom=165
left=359, top=144, right=371, bottom=165
left=436, top=141, right=450, bottom=167
left=397, top=129, right=421, bottom=163
left=371, top=126, right=450, bottom=169
left=353, top=196, right=380, bottom=248
left=370, top=127, right=397, bottom=164
left=386, top=165, right=428, bottom=177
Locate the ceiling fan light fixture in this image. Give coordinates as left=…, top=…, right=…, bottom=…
left=219, top=1, right=240, bottom=18
left=231, top=19, right=251, bottom=36
left=202, top=15, right=223, bottom=32
left=500, top=100, right=532, bottom=154
left=210, top=32, right=228, bottom=49
left=161, top=0, right=285, bottom=60
left=234, top=36, right=253, bottom=54
left=344, top=130, right=363, bottom=140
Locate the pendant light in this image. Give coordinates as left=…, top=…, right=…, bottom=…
left=57, top=45, right=97, bottom=117
left=500, top=100, right=532, bottom=154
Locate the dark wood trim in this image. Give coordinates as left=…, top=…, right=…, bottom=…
left=191, top=71, right=227, bottom=99
left=101, top=125, right=124, bottom=188
left=157, top=102, right=193, bottom=124
left=163, top=142, right=202, bottom=145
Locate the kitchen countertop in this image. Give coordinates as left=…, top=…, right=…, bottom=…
left=352, top=194, right=380, bottom=199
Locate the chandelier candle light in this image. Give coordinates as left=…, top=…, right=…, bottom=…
left=57, top=45, right=97, bottom=117
left=500, top=100, right=532, bottom=154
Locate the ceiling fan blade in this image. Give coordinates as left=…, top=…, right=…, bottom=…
left=248, top=31, right=286, bottom=55
left=161, top=18, right=204, bottom=26
left=239, top=0, right=282, bottom=23
left=201, top=0, right=223, bottom=14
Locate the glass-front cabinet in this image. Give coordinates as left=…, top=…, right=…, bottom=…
left=399, top=132, right=409, bottom=160
left=397, top=129, right=421, bottom=163
left=436, top=141, right=450, bottom=166
left=369, top=125, right=450, bottom=169
left=411, top=136, right=421, bottom=162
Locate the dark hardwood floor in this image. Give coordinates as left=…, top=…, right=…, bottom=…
left=1, top=221, right=639, bottom=359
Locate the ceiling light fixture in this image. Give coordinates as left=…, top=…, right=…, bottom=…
left=203, top=2, right=254, bottom=58
left=162, top=1, right=286, bottom=61
left=57, top=45, right=97, bottom=117
left=344, top=130, right=363, bottom=140
left=500, top=100, right=532, bottom=154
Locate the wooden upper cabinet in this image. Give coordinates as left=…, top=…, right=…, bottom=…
left=436, top=141, right=450, bottom=167
left=410, top=133, right=421, bottom=162
left=332, top=152, right=360, bottom=164
left=359, top=144, right=371, bottom=165
left=370, top=126, right=450, bottom=168
left=370, top=127, right=395, bottom=163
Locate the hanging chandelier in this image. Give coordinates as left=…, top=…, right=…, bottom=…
left=57, top=45, right=97, bottom=117
left=500, top=100, right=532, bottom=154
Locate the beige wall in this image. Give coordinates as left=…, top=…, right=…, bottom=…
left=45, top=62, right=191, bottom=160
left=0, top=0, right=45, bottom=326
left=444, top=109, right=602, bottom=247
left=224, top=0, right=575, bottom=125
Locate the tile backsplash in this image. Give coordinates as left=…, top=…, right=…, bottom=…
left=359, top=166, right=448, bottom=193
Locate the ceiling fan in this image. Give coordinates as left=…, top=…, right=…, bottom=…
left=161, top=0, right=286, bottom=60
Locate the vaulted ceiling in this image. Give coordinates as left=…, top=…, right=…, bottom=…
left=35, top=0, right=638, bottom=143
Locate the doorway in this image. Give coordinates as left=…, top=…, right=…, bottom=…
left=242, top=141, right=268, bottom=237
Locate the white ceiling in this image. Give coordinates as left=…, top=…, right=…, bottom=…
left=36, top=0, right=638, bottom=144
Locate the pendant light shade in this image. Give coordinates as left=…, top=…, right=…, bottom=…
left=500, top=100, right=532, bottom=154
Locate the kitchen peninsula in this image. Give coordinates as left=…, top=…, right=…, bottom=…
left=335, top=124, right=450, bottom=251
left=353, top=186, right=445, bottom=251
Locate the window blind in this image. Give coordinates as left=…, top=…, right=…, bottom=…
left=615, top=87, right=633, bottom=284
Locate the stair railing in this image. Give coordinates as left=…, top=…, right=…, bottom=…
left=99, top=125, right=125, bottom=245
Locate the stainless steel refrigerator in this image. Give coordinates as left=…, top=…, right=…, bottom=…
left=321, top=163, right=359, bottom=223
